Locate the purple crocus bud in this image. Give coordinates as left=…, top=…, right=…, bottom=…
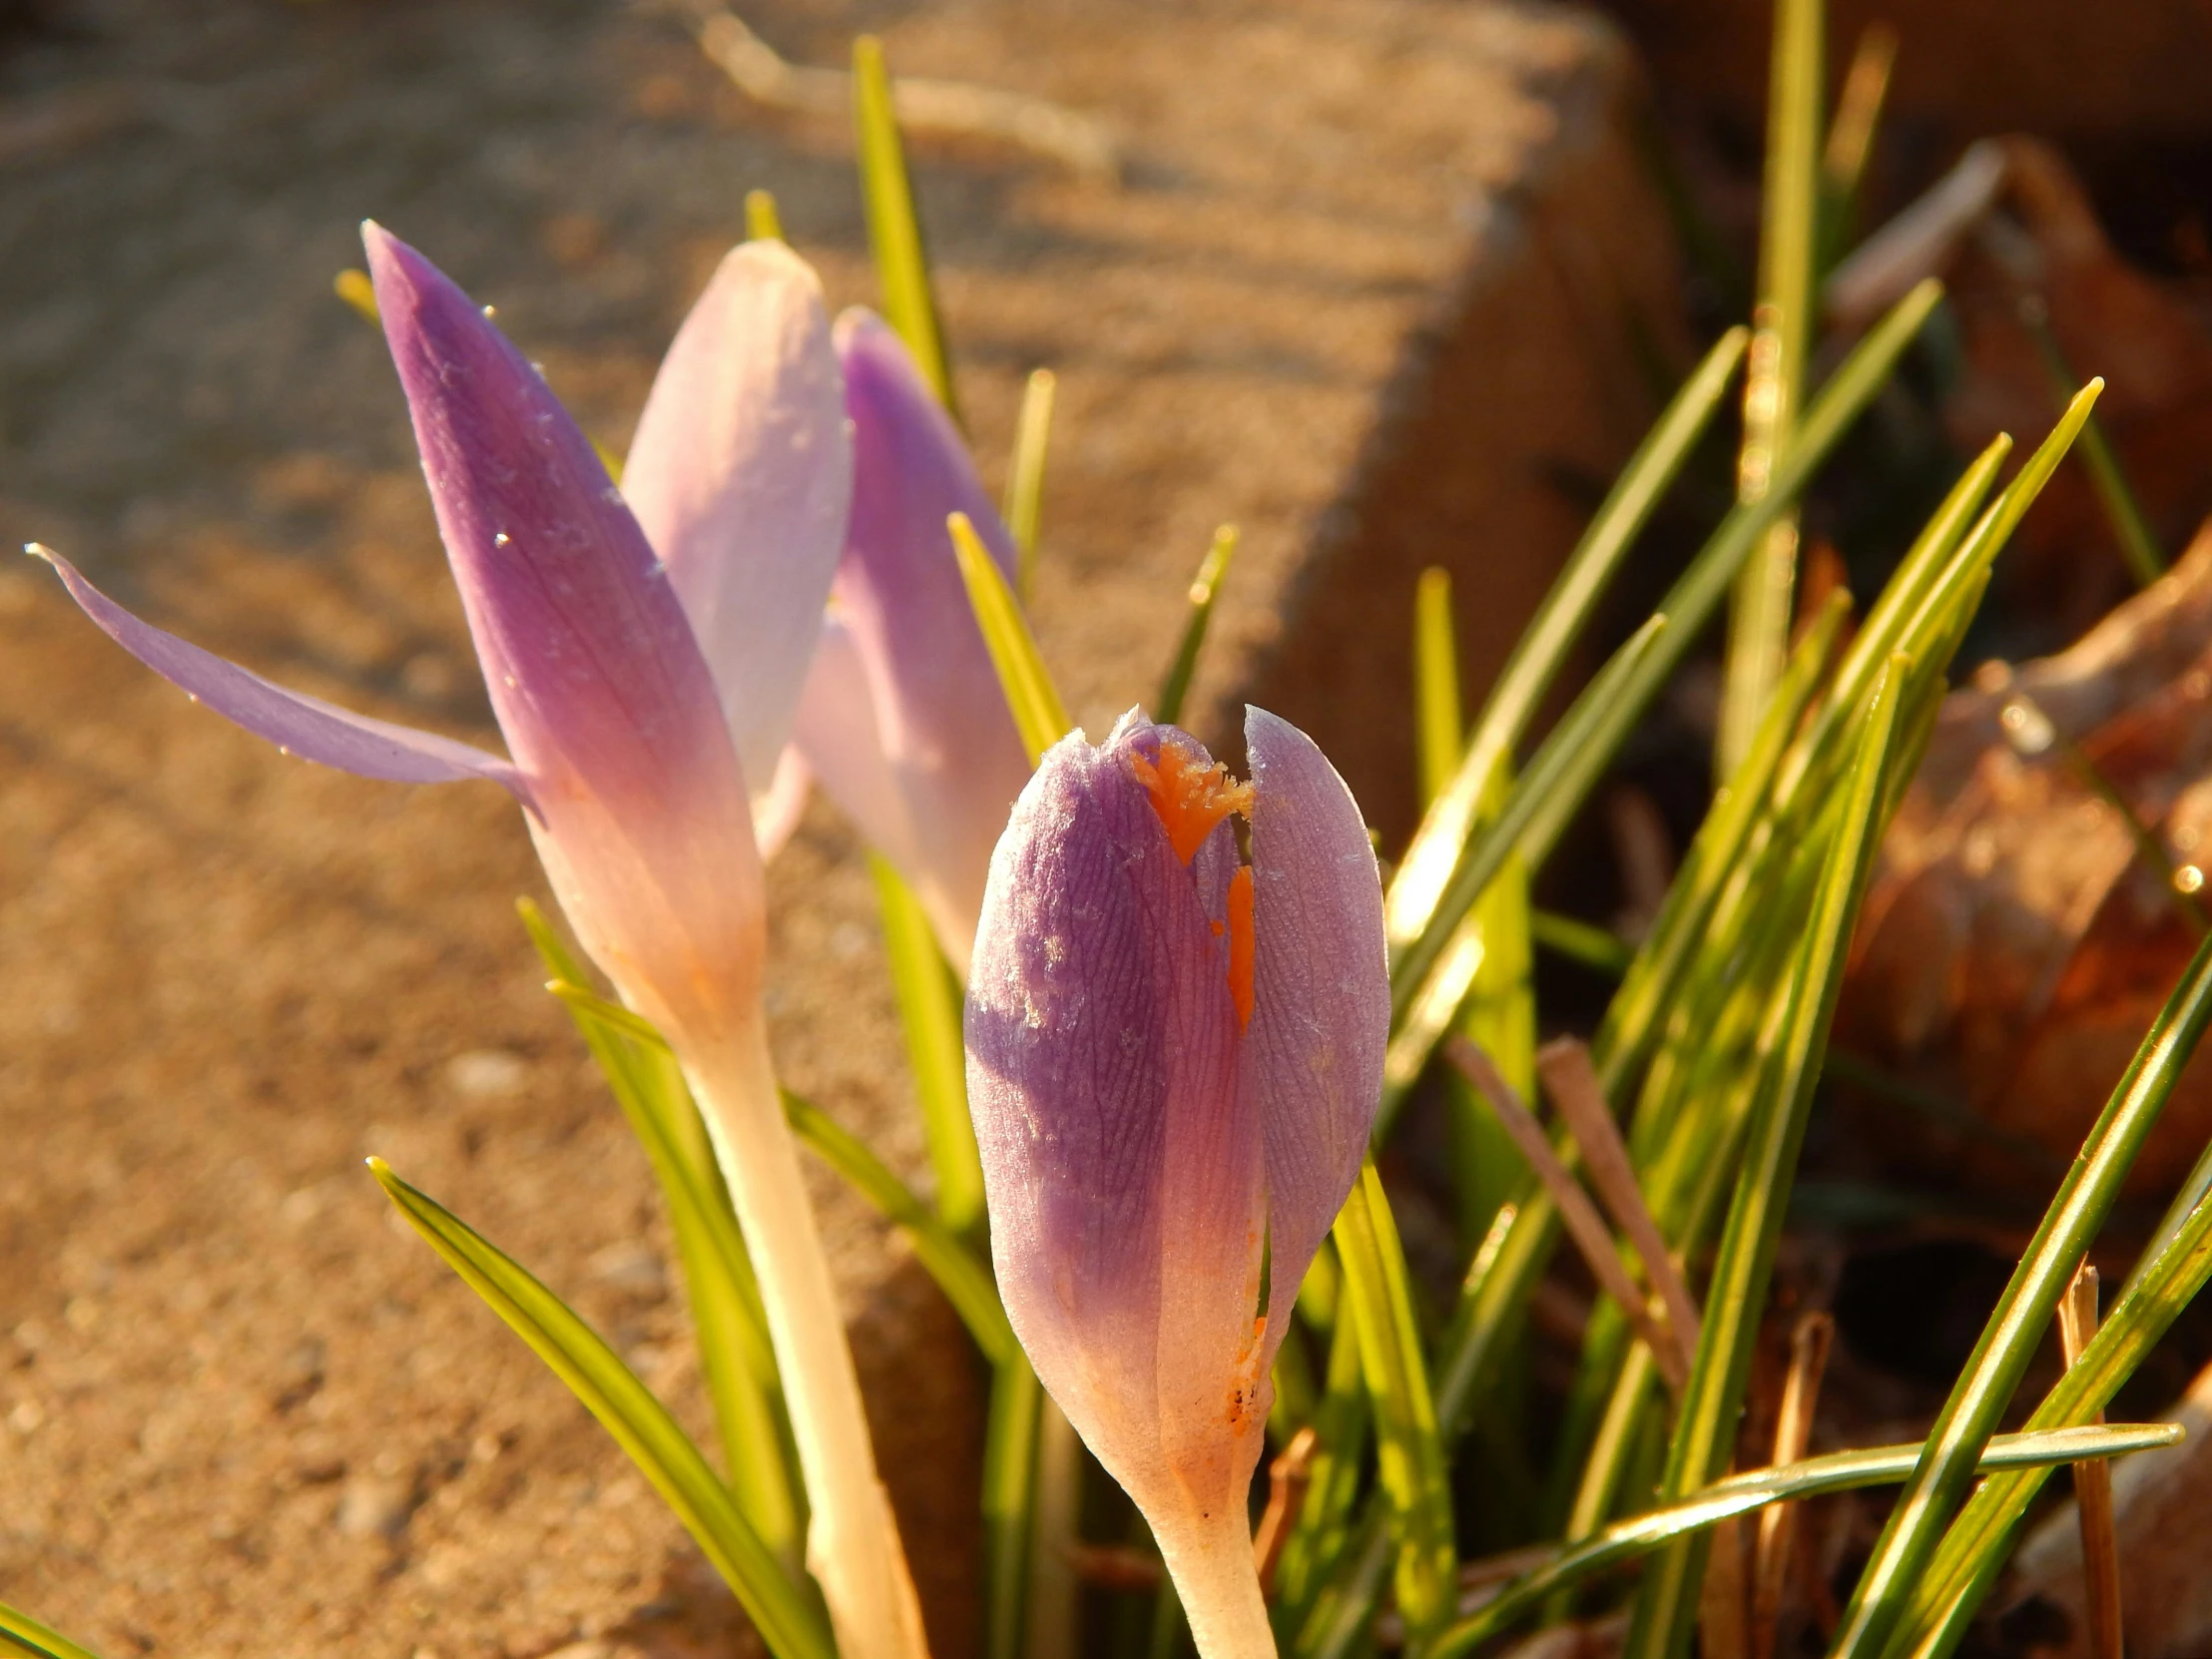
left=622, top=240, right=850, bottom=858
left=791, top=309, right=1031, bottom=975
left=965, top=708, right=1389, bottom=1659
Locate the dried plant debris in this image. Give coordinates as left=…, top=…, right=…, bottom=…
left=1837, top=524, right=2212, bottom=1192
left=2002, top=1357, right=2212, bottom=1659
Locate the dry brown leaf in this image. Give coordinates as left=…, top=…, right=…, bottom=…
left=1837, top=524, right=2212, bottom=1192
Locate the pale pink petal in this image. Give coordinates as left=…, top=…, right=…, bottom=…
left=623, top=241, right=851, bottom=795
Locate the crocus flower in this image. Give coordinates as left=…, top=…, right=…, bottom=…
left=965, top=709, right=1389, bottom=1659
left=36, top=226, right=928, bottom=1659
left=790, top=310, right=1032, bottom=975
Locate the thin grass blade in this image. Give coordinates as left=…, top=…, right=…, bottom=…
left=1006, top=367, right=1056, bottom=597
left=952, top=511, right=1070, bottom=763
left=984, top=1357, right=1044, bottom=1659
left=1892, top=1131, right=2212, bottom=1655
left=1623, top=653, right=1907, bottom=1659
left=747, top=188, right=786, bottom=243
left=526, top=911, right=800, bottom=1563
left=781, top=1090, right=1015, bottom=1366
left=1386, top=324, right=1749, bottom=953
left=853, top=36, right=955, bottom=415
left=367, top=1161, right=833, bottom=1659
left=1719, top=0, right=1824, bottom=778
left=2016, top=299, right=2163, bottom=587
left=1829, top=928, right=2212, bottom=1659
left=1818, top=23, right=1899, bottom=269
left=1389, top=280, right=1940, bottom=1021
left=1429, top=1424, right=2178, bottom=1659
left=0, top=1605, right=102, bottom=1659
left=868, top=854, right=985, bottom=1237
left=1332, top=1161, right=1456, bottom=1641
left=1154, top=524, right=1238, bottom=727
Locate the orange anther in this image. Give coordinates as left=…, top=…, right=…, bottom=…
left=1130, top=738, right=1253, bottom=864
left=1226, top=865, right=1255, bottom=1029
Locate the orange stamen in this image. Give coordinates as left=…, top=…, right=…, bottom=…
left=1226, top=865, right=1255, bottom=1029
left=1129, top=738, right=1254, bottom=864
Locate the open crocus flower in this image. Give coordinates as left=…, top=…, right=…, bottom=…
left=37, top=226, right=928, bottom=1659
left=791, top=309, right=1032, bottom=975
left=965, top=709, right=1389, bottom=1659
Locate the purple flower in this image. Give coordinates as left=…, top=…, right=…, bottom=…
left=38, top=227, right=930, bottom=1659
left=790, top=310, right=1031, bottom=975
left=965, top=709, right=1389, bottom=1657
left=47, top=226, right=807, bottom=1034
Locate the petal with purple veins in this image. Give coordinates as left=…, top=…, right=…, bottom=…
left=965, top=718, right=1250, bottom=1512
left=365, top=224, right=763, bottom=1029
left=1241, top=704, right=1389, bottom=1362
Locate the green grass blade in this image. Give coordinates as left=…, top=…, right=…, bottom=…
left=2016, top=300, right=2163, bottom=587
left=853, top=35, right=956, bottom=416
left=525, top=912, right=801, bottom=1565
left=334, top=267, right=379, bottom=324
left=1455, top=835, right=1534, bottom=1244
left=1414, top=567, right=1465, bottom=806
left=1818, top=23, right=1898, bottom=270
left=368, top=1161, right=833, bottom=1659
left=1624, top=652, right=1906, bottom=1659
left=782, top=1089, right=1015, bottom=1367
left=1276, top=1269, right=1371, bottom=1629
left=1024, top=1400, right=1084, bottom=1659
left=1430, top=1424, right=2177, bottom=1659
left=868, top=854, right=985, bottom=1238
left=746, top=188, right=786, bottom=243
left=1332, top=1161, right=1455, bottom=1641
left=1594, top=586, right=1852, bottom=1091
left=1827, top=928, right=2212, bottom=1659
left=1388, top=280, right=1940, bottom=1023
left=0, top=1604, right=103, bottom=1659
left=1006, top=367, right=1056, bottom=597
left=1389, top=614, right=1666, bottom=1023
left=1531, top=910, right=1634, bottom=976
left=1894, top=1155, right=2212, bottom=1655
left=1386, top=324, right=1749, bottom=954
left=984, top=1357, right=1044, bottom=1659
left=953, top=512, right=1071, bottom=763
left=1154, top=525, right=1239, bottom=727
left=1718, top=0, right=1824, bottom=778
left=1415, top=566, right=1535, bottom=1244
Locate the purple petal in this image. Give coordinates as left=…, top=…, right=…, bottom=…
left=805, top=310, right=1030, bottom=965
left=790, top=615, right=922, bottom=876
left=366, top=225, right=765, bottom=1029
left=966, top=716, right=1264, bottom=1527
left=622, top=241, right=851, bottom=792
left=1242, top=706, right=1389, bottom=1362
left=38, top=547, right=530, bottom=805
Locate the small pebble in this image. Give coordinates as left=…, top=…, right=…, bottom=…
left=447, top=1049, right=529, bottom=1098
left=334, top=1471, right=414, bottom=1538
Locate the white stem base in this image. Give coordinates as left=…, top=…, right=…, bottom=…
left=1158, top=1506, right=1278, bottom=1659
left=683, top=1016, right=930, bottom=1659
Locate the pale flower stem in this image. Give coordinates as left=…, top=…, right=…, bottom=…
left=683, top=1015, right=931, bottom=1659
left=1159, top=1508, right=1279, bottom=1659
